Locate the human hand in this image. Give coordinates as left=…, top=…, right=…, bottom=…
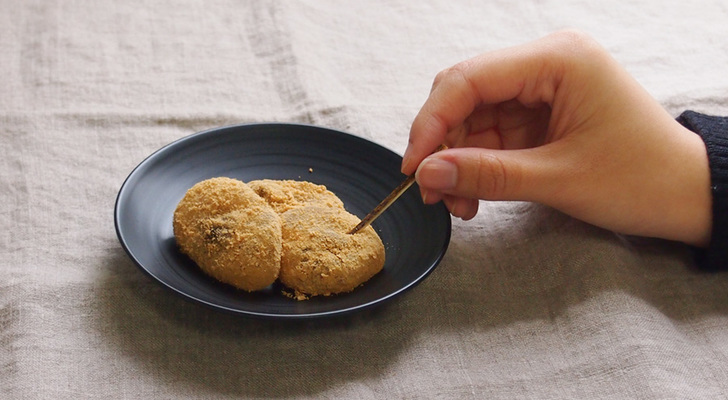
left=402, top=30, right=711, bottom=247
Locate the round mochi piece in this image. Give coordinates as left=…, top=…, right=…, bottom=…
left=173, top=177, right=282, bottom=291
left=279, top=205, right=385, bottom=297
left=248, top=179, right=345, bottom=214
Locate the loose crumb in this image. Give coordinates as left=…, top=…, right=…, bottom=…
left=282, top=288, right=310, bottom=301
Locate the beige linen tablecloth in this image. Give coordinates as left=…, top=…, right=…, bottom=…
left=3, top=1, right=728, bottom=398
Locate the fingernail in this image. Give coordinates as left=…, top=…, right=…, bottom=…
left=449, top=199, right=460, bottom=217
left=421, top=189, right=444, bottom=205
left=401, top=157, right=412, bottom=175
left=416, top=158, right=458, bottom=190
left=401, top=148, right=413, bottom=174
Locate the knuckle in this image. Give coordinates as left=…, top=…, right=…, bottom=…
left=434, top=61, right=473, bottom=88
left=550, top=28, right=590, bottom=45
left=432, top=62, right=481, bottom=111
left=546, top=29, right=602, bottom=61
left=474, top=153, right=514, bottom=200
left=432, top=68, right=449, bottom=87
left=432, top=65, right=458, bottom=91
left=432, top=66, right=456, bottom=91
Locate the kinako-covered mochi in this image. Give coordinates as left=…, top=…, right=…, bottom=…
left=279, top=206, right=385, bottom=297
left=172, top=177, right=282, bottom=292
left=173, top=177, right=385, bottom=298
left=248, top=179, right=345, bottom=214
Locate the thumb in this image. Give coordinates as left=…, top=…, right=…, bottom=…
left=414, top=146, right=562, bottom=204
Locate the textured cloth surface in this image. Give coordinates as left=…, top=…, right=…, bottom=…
left=3, top=1, right=728, bottom=399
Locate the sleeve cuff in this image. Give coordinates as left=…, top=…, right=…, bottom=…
left=677, top=110, right=728, bottom=271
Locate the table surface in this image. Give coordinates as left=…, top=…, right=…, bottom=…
left=3, top=1, right=728, bottom=398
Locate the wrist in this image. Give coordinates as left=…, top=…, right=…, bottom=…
left=674, top=128, right=712, bottom=247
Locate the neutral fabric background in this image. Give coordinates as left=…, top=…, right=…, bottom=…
left=2, top=1, right=728, bottom=398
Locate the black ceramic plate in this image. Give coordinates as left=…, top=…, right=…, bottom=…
left=114, top=123, right=451, bottom=319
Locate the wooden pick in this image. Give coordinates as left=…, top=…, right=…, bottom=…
left=348, top=175, right=416, bottom=234
left=348, top=144, right=446, bottom=234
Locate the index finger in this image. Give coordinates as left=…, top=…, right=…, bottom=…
left=401, top=34, right=565, bottom=175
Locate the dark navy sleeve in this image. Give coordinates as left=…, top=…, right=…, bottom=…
left=677, top=111, right=728, bottom=270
